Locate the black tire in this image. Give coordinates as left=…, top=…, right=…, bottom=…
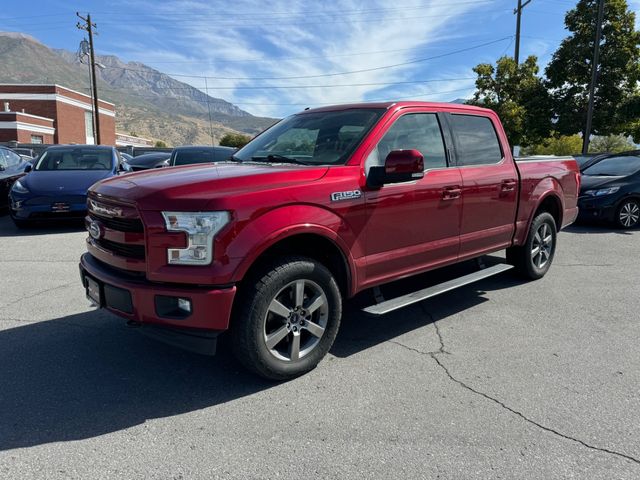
left=506, top=212, right=557, bottom=280
left=615, top=199, right=640, bottom=229
left=231, top=256, right=342, bottom=381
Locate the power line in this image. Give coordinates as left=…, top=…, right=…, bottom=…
left=99, top=36, right=512, bottom=81
left=98, top=77, right=477, bottom=91
left=118, top=36, right=505, bottom=65
left=90, top=0, right=500, bottom=19
left=75, top=85, right=477, bottom=107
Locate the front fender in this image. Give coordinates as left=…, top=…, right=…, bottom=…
left=226, top=204, right=361, bottom=293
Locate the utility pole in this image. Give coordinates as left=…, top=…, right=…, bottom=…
left=582, top=0, right=606, bottom=155
left=76, top=12, right=101, bottom=145
left=514, top=0, right=532, bottom=65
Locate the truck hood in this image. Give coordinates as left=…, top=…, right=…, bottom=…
left=90, top=162, right=329, bottom=210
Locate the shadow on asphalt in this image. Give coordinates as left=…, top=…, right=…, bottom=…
left=333, top=266, right=524, bottom=358
left=0, top=259, right=526, bottom=451
left=0, top=213, right=85, bottom=237
left=0, top=311, right=274, bottom=451
left=565, top=222, right=636, bottom=235
left=0, top=196, right=544, bottom=451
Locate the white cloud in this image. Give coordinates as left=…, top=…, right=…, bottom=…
left=106, top=0, right=505, bottom=117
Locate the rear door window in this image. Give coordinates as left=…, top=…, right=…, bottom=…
left=450, top=114, right=503, bottom=166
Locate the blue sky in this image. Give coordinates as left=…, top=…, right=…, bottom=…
left=2, top=0, right=639, bottom=117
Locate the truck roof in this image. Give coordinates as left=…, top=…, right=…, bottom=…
left=301, top=101, right=492, bottom=114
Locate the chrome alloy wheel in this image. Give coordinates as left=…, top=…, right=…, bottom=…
left=263, top=279, right=329, bottom=362
left=619, top=201, right=640, bottom=228
left=531, top=223, right=553, bottom=269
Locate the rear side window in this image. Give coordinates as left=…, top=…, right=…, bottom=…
left=366, top=113, right=447, bottom=172
left=450, top=114, right=502, bottom=166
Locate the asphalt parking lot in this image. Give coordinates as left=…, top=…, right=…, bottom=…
left=0, top=214, right=638, bottom=479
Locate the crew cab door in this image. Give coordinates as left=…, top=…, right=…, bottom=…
left=447, top=113, right=519, bottom=259
left=361, top=111, right=462, bottom=287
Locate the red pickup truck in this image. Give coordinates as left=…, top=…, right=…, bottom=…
left=80, top=102, right=580, bottom=379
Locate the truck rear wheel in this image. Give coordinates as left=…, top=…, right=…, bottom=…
left=231, top=256, right=342, bottom=380
left=507, top=212, right=557, bottom=280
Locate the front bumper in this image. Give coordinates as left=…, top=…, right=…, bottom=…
left=79, top=253, right=236, bottom=355
left=577, top=196, right=617, bottom=222
left=10, top=192, right=87, bottom=220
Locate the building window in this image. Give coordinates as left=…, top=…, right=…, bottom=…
left=30, top=135, right=44, bottom=144
left=84, top=111, right=95, bottom=145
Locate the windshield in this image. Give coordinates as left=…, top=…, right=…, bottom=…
left=35, top=148, right=114, bottom=171
left=172, top=148, right=234, bottom=166
left=234, top=108, right=385, bottom=166
left=582, top=155, right=640, bottom=176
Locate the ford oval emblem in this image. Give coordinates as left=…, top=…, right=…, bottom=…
left=88, top=220, right=103, bottom=240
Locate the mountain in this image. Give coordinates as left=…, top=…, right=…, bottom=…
left=0, top=31, right=276, bottom=146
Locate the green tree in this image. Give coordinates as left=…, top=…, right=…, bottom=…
left=522, top=134, right=583, bottom=156
left=468, top=55, right=551, bottom=147
left=545, top=0, right=640, bottom=140
left=154, top=140, right=167, bottom=148
left=618, top=94, right=640, bottom=141
left=588, top=134, right=636, bottom=153
left=220, top=133, right=251, bottom=148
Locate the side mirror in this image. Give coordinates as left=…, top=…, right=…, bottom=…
left=367, top=149, right=424, bottom=187
left=118, top=161, right=131, bottom=173
left=0, top=164, right=5, bottom=171
left=24, top=163, right=33, bottom=173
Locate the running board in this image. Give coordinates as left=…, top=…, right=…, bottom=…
left=362, top=263, right=513, bottom=315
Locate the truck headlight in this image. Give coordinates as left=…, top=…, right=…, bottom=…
left=584, top=187, right=620, bottom=197
left=162, top=211, right=230, bottom=265
left=11, top=179, right=29, bottom=194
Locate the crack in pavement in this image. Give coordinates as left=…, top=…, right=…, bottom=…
left=0, top=282, right=77, bottom=310
left=389, top=304, right=640, bottom=467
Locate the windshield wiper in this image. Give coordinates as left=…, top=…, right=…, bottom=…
left=251, top=154, right=310, bottom=166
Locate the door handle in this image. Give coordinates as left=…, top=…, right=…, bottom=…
left=442, top=185, right=462, bottom=200
left=500, top=179, right=517, bottom=192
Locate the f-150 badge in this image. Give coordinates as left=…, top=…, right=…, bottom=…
left=331, top=190, right=362, bottom=202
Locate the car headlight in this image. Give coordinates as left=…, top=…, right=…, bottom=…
left=162, top=211, right=230, bottom=265
left=11, top=179, right=29, bottom=194
left=584, top=187, right=620, bottom=197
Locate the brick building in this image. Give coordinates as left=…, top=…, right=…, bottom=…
left=0, top=84, right=116, bottom=145
left=0, top=109, right=55, bottom=144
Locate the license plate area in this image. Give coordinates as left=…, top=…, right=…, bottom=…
left=52, top=202, right=70, bottom=212
left=85, top=276, right=102, bottom=306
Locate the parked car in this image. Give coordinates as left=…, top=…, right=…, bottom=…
left=11, top=147, right=37, bottom=159
left=126, top=152, right=171, bottom=171
left=169, top=146, right=237, bottom=166
left=578, top=151, right=640, bottom=228
left=573, top=153, right=603, bottom=171
left=9, top=145, right=131, bottom=227
left=79, top=102, right=579, bottom=380
left=0, top=146, right=30, bottom=209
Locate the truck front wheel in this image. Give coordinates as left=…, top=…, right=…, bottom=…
left=507, top=212, right=557, bottom=280
left=231, top=256, right=342, bottom=380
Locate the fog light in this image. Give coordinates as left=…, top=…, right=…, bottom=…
left=155, top=295, right=193, bottom=319
left=178, top=298, right=192, bottom=313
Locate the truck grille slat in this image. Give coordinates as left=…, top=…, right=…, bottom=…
left=91, top=213, right=144, bottom=233
left=96, top=238, right=145, bottom=259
